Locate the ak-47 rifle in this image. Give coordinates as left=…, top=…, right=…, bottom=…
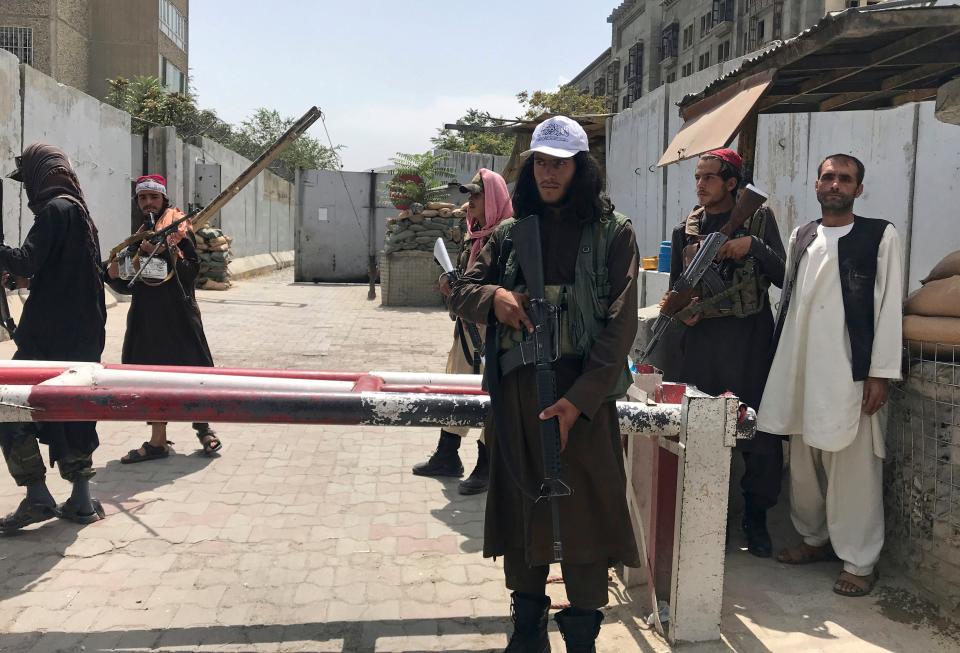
left=639, top=183, right=768, bottom=362
left=106, top=105, right=323, bottom=272
left=509, top=214, right=572, bottom=562
left=0, top=179, right=18, bottom=338
left=433, top=238, right=483, bottom=373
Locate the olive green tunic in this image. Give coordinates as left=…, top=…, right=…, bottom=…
left=450, top=204, right=641, bottom=567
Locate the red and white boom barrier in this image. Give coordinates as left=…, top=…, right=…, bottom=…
left=0, top=362, right=682, bottom=435
left=0, top=360, right=749, bottom=644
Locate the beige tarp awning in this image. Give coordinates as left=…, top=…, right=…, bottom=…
left=657, top=71, right=775, bottom=167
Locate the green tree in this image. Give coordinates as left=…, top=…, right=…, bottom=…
left=105, top=76, right=340, bottom=181
left=516, top=86, right=608, bottom=120
left=431, top=109, right=515, bottom=156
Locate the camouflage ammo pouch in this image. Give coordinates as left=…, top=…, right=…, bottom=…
left=676, top=207, right=771, bottom=321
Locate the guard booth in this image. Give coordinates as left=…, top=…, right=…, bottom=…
left=648, top=1, right=960, bottom=629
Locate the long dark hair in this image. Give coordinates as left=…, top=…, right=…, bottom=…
left=511, top=151, right=613, bottom=224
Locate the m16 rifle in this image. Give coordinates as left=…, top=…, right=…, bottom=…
left=509, top=214, right=572, bottom=562
left=433, top=238, right=483, bottom=374
left=639, top=183, right=768, bottom=362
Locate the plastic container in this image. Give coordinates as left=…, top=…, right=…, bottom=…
left=657, top=240, right=672, bottom=272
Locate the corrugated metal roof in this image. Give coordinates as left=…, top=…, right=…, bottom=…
left=676, top=5, right=960, bottom=115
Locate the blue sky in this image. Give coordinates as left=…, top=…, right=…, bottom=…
left=189, top=1, right=613, bottom=170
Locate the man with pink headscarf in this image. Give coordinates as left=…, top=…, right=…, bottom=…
left=411, top=168, right=512, bottom=495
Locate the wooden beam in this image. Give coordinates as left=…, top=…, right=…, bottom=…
left=818, top=64, right=958, bottom=111
left=760, top=27, right=960, bottom=111
left=443, top=124, right=526, bottom=134
left=737, top=112, right=759, bottom=183
left=890, top=88, right=939, bottom=108
left=787, top=46, right=960, bottom=72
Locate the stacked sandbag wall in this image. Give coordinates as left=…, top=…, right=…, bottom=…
left=380, top=202, right=465, bottom=307
left=195, top=226, right=233, bottom=291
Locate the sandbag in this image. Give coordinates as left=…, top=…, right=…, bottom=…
left=905, top=276, right=960, bottom=318
left=921, top=251, right=960, bottom=284
left=438, top=208, right=453, bottom=218
left=903, top=315, right=960, bottom=346
left=420, top=209, right=439, bottom=218
left=427, top=202, right=455, bottom=210
left=452, top=209, right=466, bottom=219
left=206, top=236, right=229, bottom=247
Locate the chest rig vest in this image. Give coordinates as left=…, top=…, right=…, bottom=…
left=678, top=206, right=772, bottom=321
left=495, top=212, right=633, bottom=401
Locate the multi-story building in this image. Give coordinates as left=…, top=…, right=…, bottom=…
left=570, top=0, right=891, bottom=113
left=0, top=0, right=188, bottom=101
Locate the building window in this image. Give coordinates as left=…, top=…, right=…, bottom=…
left=717, top=40, right=731, bottom=63
left=0, top=26, right=32, bottom=65
left=159, top=0, right=187, bottom=51
left=660, top=22, right=679, bottom=61
left=622, top=94, right=631, bottom=111
left=698, top=52, right=712, bottom=71
left=593, top=77, right=606, bottom=97
left=666, top=71, right=677, bottom=83
left=681, top=61, right=694, bottom=78
left=713, top=0, right=735, bottom=24
left=627, top=42, right=644, bottom=98
left=700, top=13, right=713, bottom=38
left=160, top=55, right=186, bottom=93
left=682, top=24, right=694, bottom=50
left=757, top=19, right=765, bottom=43
left=606, top=61, right=620, bottom=96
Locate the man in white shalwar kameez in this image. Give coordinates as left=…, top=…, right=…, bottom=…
left=759, top=154, right=902, bottom=597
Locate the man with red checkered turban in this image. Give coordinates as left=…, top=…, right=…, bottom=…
left=667, top=148, right=787, bottom=558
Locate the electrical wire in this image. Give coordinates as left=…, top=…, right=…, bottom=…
left=318, top=112, right=368, bottom=246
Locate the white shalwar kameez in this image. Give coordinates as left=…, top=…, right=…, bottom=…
left=758, top=221, right=902, bottom=575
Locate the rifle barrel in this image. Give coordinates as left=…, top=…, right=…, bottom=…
left=190, top=106, right=323, bottom=231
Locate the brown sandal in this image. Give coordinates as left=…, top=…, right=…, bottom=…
left=833, top=569, right=879, bottom=597
left=776, top=542, right=838, bottom=565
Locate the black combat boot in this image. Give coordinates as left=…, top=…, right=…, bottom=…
left=554, top=608, right=603, bottom=653
left=742, top=505, right=773, bottom=558
left=412, top=431, right=464, bottom=477
left=504, top=592, right=550, bottom=652
left=458, top=440, right=489, bottom=495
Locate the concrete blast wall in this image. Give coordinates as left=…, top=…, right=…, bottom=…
left=608, top=57, right=960, bottom=293
left=0, top=54, right=133, bottom=254
left=0, top=49, right=23, bottom=247
left=184, top=137, right=295, bottom=258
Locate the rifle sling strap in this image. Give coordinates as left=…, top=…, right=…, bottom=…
left=484, top=323, right=539, bottom=502
left=498, top=340, right=539, bottom=378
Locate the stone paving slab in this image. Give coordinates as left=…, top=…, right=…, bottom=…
left=0, top=270, right=955, bottom=652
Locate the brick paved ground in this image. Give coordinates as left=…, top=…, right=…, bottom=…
left=0, top=270, right=955, bottom=652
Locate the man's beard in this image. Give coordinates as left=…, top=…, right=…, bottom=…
left=817, top=191, right=855, bottom=212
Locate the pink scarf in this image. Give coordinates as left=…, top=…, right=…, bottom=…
left=466, top=169, right=513, bottom=267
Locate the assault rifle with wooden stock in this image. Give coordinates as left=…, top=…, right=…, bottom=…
left=106, top=105, right=323, bottom=274
left=639, top=183, right=768, bottom=362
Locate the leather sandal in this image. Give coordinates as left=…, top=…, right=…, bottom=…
left=0, top=499, right=59, bottom=533
left=121, top=441, right=170, bottom=464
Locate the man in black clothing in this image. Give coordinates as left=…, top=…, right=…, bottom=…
left=106, top=174, right=221, bottom=462
left=668, top=148, right=786, bottom=557
left=0, top=144, right=107, bottom=531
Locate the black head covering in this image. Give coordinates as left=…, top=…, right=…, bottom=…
left=12, top=143, right=90, bottom=216
left=11, top=144, right=100, bottom=271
